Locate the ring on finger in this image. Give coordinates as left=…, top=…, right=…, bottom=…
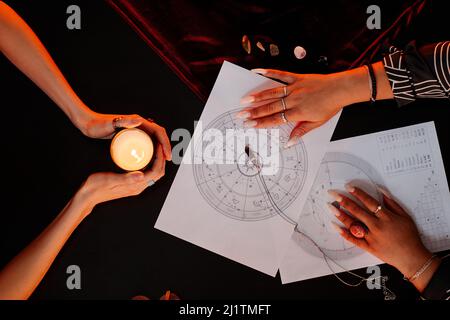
left=349, top=221, right=367, bottom=238
left=148, top=179, right=156, bottom=187
left=373, top=205, right=383, bottom=218
left=283, top=86, right=288, bottom=97
left=280, top=112, right=288, bottom=123
left=281, top=97, right=287, bottom=111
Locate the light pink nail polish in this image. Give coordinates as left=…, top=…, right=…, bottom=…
left=327, top=190, right=343, bottom=202
left=243, top=120, right=257, bottom=128
left=240, top=96, right=255, bottom=104
left=284, top=137, right=299, bottom=149
left=251, top=68, right=267, bottom=74
left=236, top=111, right=251, bottom=119
left=327, top=203, right=341, bottom=217
left=331, top=222, right=343, bottom=234
left=345, top=183, right=355, bottom=193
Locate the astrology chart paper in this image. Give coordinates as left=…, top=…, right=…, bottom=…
left=155, top=61, right=339, bottom=276
left=280, top=121, right=450, bottom=284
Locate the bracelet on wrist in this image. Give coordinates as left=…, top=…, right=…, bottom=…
left=403, top=254, right=437, bottom=282
left=363, top=64, right=377, bottom=103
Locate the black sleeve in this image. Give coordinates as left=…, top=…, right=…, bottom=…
left=382, top=41, right=450, bottom=106
left=421, top=256, right=450, bottom=300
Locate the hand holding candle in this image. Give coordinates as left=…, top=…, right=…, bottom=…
left=79, top=144, right=166, bottom=209
left=80, top=113, right=172, bottom=161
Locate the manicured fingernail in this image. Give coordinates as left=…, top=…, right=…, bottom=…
left=377, top=185, right=392, bottom=199
left=327, top=190, right=343, bottom=202
left=243, top=120, right=257, bottom=128
left=345, top=183, right=355, bottom=193
left=124, top=118, right=142, bottom=128
left=327, top=203, right=341, bottom=217
left=128, top=171, right=144, bottom=182
left=236, top=111, right=251, bottom=119
left=331, top=221, right=344, bottom=234
left=240, top=96, right=255, bottom=104
left=251, top=68, right=267, bottom=74
left=284, top=137, right=299, bottom=149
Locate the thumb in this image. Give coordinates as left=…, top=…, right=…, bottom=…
left=116, top=115, right=143, bottom=129
left=124, top=171, right=145, bottom=184
left=285, top=121, right=321, bottom=148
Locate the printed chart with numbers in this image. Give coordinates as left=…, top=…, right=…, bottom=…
left=280, top=121, right=450, bottom=284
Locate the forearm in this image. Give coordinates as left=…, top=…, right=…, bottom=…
left=0, top=191, right=93, bottom=300
left=0, top=2, right=93, bottom=131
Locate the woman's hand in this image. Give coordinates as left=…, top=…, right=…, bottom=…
left=237, top=69, right=346, bottom=146
left=77, top=144, right=166, bottom=214
left=328, top=184, right=441, bottom=292
left=238, top=63, right=393, bottom=146
left=80, top=112, right=172, bottom=160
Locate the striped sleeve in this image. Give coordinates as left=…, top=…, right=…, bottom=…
left=383, top=41, right=450, bottom=106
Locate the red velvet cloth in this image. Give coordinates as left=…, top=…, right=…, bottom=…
left=106, top=0, right=424, bottom=102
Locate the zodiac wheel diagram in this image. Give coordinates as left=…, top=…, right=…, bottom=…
left=293, top=152, right=384, bottom=260
left=193, top=109, right=307, bottom=221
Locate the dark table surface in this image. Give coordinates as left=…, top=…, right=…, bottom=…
left=0, top=0, right=449, bottom=300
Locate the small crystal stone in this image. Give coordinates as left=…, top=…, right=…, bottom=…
left=256, top=41, right=265, bottom=52
left=294, top=46, right=307, bottom=59
left=269, top=44, right=279, bottom=56
left=242, top=35, right=251, bottom=54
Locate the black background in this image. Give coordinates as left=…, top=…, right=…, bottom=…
left=0, top=0, right=449, bottom=300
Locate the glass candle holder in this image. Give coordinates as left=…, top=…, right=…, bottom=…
left=110, top=128, right=154, bottom=171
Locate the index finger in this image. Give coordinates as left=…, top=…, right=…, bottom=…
left=328, top=190, right=377, bottom=228
left=345, top=184, right=387, bottom=219
left=240, top=95, right=295, bottom=120
left=240, top=85, right=293, bottom=105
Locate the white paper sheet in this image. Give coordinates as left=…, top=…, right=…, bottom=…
left=155, top=61, right=339, bottom=276
left=280, top=121, right=450, bottom=284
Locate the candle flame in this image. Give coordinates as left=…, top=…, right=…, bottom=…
left=131, top=149, right=144, bottom=163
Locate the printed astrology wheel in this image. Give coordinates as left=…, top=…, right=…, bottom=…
left=193, top=109, right=307, bottom=221
left=293, top=152, right=384, bottom=260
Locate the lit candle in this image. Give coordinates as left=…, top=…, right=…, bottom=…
left=110, top=128, right=154, bottom=171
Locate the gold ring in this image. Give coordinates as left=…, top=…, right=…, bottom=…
left=280, top=112, right=288, bottom=123
left=283, top=86, right=288, bottom=97
left=373, top=205, right=382, bottom=217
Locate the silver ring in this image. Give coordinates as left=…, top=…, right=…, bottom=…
left=280, top=112, right=288, bottom=123
left=148, top=179, right=156, bottom=187
left=112, top=116, right=124, bottom=130
left=373, top=205, right=382, bottom=217
left=283, top=86, right=288, bottom=97
left=281, top=97, right=287, bottom=111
